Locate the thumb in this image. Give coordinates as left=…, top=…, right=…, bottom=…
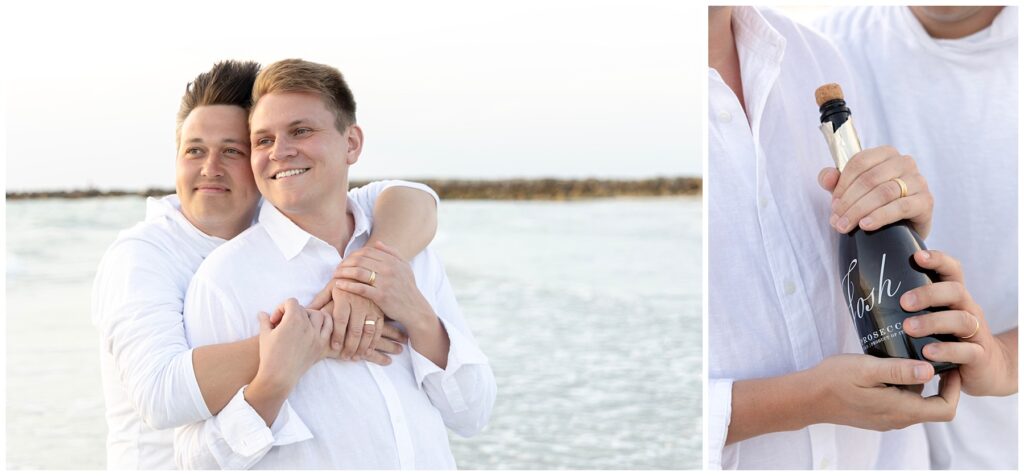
left=269, top=305, right=285, bottom=327
left=818, top=167, right=840, bottom=193
left=870, top=358, right=934, bottom=386
left=258, top=311, right=271, bottom=333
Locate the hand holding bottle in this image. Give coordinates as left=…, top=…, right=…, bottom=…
left=728, top=354, right=961, bottom=444
left=817, top=146, right=934, bottom=238
left=901, top=250, right=1018, bottom=397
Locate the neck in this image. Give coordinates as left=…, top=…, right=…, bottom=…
left=708, top=6, right=746, bottom=114
left=282, top=195, right=354, bottom=254
left=910, top=6, right=1004, bottom=39
left=185, top=209, right=256, bottom=241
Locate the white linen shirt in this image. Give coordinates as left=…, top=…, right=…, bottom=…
left=176, top=196, right=496, bottom=469
left=707, top=6, right=929, bottom=470
left=90, top=181, right=431, bottom=469
left=816, top=6, right=1018, bottom=469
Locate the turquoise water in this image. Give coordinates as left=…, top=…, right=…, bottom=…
left=6, top=196, right=701, bottom=469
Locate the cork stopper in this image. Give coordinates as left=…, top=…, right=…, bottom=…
left=815, top=83, right=844, bottom=107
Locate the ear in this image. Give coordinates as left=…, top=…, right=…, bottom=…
left=345, top=124, right=364, bottom=165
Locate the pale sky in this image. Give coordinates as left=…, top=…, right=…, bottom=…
left=4, top=0, right=702, bottom=192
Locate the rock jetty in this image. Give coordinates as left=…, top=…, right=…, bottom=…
left=7, top=177, right=701, bottom=201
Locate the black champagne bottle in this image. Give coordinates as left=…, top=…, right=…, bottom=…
left=815, top=83, right=957, bottom=373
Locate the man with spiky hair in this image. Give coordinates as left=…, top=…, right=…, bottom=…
left=176, top=58, right=496, bottom=469
left=92, top=60, right=440, bottom=469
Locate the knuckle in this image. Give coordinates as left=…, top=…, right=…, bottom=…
left=896, top=197, right=913, bottom=214
left=887, top=364, right=902, bottom=384
left=861, top=167, right=884, bottom=188
left=959, top=311, right=974, bottom=328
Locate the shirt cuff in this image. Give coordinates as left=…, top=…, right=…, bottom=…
left=409, top=318, right=489, bottom=410
left=184, top=348, right=214, bottom=420
left=707, top=378, right=734, bottom=470
left=218, top=386, right=314, bottom=457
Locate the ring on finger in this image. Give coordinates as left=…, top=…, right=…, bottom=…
left=368, top=270, right=377, bottom=286
left=892, top=177, right=908, bottom=199
left=364, top=319, right=376, bottom=326
left=962, top=314, right=980, bottom=339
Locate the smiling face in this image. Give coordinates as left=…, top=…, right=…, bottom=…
left=249, top=91, right=362, bottom=217
left=175, top=105, right=260, bottom=238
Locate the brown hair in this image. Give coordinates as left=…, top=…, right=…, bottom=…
left=252, top=58, right=357, bottom=133
left=176, top=60, right=260, bottom=141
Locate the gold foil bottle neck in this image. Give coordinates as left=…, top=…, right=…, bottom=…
left=819, top=118, right=862, bottom=172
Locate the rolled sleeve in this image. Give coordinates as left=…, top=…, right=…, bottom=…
left=348, top=180, right=440, bottom=212
left=175, top=387, right=313, bottom=469
left=707, top=378, right=735, bottom=470
left=409, top=318, right=490, bottom=412
left=408, top=249, right=496, bottom=437
left=218, top=386, right=313, bottom=459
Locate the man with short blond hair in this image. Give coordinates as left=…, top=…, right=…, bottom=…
left=176, top=58, right=496, bottom=469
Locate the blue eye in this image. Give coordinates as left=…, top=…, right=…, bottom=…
left=186, top=147, right=203, bottom=156
left=294, top=127, right=312, bottom=136
left=255, top=138, right=273, bottom=147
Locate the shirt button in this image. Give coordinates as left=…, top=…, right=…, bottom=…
left=818, top=457, right=831, bottom=469
left=717, top=110, right=732, bottom=123
left=784, top=281, right=796, bottom=295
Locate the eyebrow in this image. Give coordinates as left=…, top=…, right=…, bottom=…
left=183, top=137, right=248, bottom=145
left=251, top=119, right=310, bottom=137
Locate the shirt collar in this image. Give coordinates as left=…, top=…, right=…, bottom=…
left=259, top=195, right=373, bottom=261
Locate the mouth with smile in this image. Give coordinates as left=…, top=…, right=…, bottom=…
left=195, top=184, right=230, bottom=193
left=272, top=168, right=311, bottom=180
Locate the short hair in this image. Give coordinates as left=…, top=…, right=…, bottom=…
left=176, top=60, right=260, bottom=141
left=253, top=58, right=357, bottom=133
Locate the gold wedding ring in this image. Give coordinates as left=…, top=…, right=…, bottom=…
left=368, top=270, right=377, bottom=286
left=892, top=177, right=908, bottom=199
left=364, top=319, right=376, bottom=326
left=962, top=314, right=980, bottom=339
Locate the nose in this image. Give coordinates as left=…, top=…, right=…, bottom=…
left=200, top=152, right=225, bottom=177
left=269, top=137, right=297, bottom=161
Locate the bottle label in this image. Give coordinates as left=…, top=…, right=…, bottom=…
left=840, top=253, right=906, bottom=348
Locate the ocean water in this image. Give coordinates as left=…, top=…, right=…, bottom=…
left=6, top=196, right=702, bottom=469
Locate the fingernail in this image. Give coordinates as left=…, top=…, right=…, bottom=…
left=335, top=281, right=344, bottom=288
left=914, top=365, right=929, bottom=380
left=829, top=214, right=838, bottom=226
left=860, top=217, right=873, bottom=228
left=920, top=251, right=930, bottom=260
left=332, top=341, right=341, bottom=350
left=904, top=292, right=917, bottom=307
left=837, top=217, right=850, bottom=231
left=905, top=318, right=919, bottom=332
left=831, top=199, right=840, bottom=212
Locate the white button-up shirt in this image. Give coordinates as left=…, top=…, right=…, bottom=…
left=707, top=6, right=929, bottom=470
left=816, top=6, right=1018, bottom=469
left=176, top=197, right=496, bottom=469
left=90, top=181, right=432, bottom=469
